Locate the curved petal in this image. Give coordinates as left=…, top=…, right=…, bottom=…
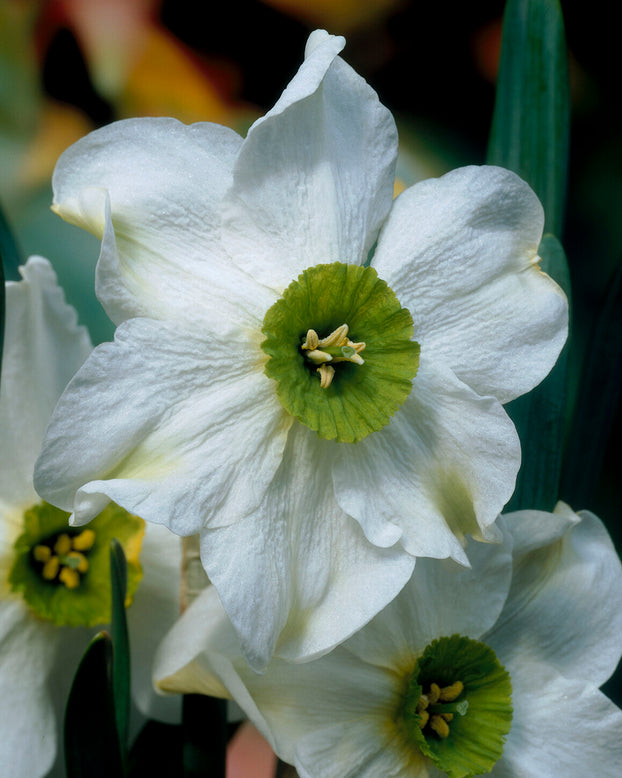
left=52, top=117, right=275, bottom=328
left=34, top=317, right=291, bottom=535
left=221, top=30, right=398, bottom=292
left=490, top=660, right=622, bottom=777
left=486, top=507, right=622, bottom=688
left=0, top=600, right=58, bottom=778
left=333, top=357, right=520, bottom=563
left=345, top=529, right=513, bottom=670
left=0, top=257, right=91, bottom=513
left=200, top=423, right=414, bottom=670
left=128, top=523, right=183, bottom=723
left=372, top=166, right=567, bottom=403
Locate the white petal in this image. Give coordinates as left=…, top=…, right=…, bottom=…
left=333, top=357, right=520, bottom=563
left=34, top=317, right=291, bottom=535
left=295, top=724, right=428, bottom=778
left=128, top=523, right=183, bottom=723
left=221, top=31, right=398, bottom=291
left=0, top=600, right=58, bottom=778
left=487, top=507, right=622, bottom=688
left=490, top=660, right=622, bottom=777
left=0, top=257, right=91, bottom=513
left=200, top=423, right=414, bottom=669
left=372, top=166, right=568, bottom=403
left=345, top=529, right=513, bottom=670
left=52, top=118, right=274, bottom=328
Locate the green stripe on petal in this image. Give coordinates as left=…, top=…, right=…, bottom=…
left=8, top=501, right=144, bottom=627
left=397, top=635, right=512, bottom=778
left=261, top=263, right=419, bottom=443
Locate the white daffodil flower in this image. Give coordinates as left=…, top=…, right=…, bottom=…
left=34, top=30, right=567, bottom=670
left=154, top=503, right=622, bottom=778
left=0, top=258, right=182, bottom=778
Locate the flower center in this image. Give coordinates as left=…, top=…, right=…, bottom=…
left=397, top=635, right=512, bottom=778
left=32, top=528, right=96, bottom=590
left=301, top=324, right=365, bottom=388
left=261, top=262, right=420, bottom=443
left=8, top=501, right=145, bottom=627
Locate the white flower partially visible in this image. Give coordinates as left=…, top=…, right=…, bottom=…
left=154, top=503, right=622, bottom=778
left=34, top=30, right=567, bottom=669
left=0, top=258, right=182, bottom=778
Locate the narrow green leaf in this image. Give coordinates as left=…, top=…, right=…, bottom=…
left=64, top=632, right=124, bottom=778
left=487, top=0, right=569, bottom=237
left=110, top=538, right=131, bottom=763
left=505, top=234, right=571, bottom=512
left=561, top=257, right=622, bottom=508
left=0, top=201, right=23, bottom=281
left=183, top=694, right=227, bottom=778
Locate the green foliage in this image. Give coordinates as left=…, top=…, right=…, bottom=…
left=110, top=539, right=131, bottom=763
left=504, top=235, right=571, bottom=512
left=487, top=0, right=569, bottom=238
left=561, top=258, right=622, bottom=509
left=183, top=695, right=227, bottom=778
left=64, top=632, right=124, bottom=778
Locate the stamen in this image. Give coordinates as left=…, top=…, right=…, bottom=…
left=318, top=364, right=335, bottom=388
left=301, top=323, right=366, bottom=388
left=42, top=556, right=60, bottom=580
left=59, top=567, right=80, bottom=589
left=72, top=529, right=96, bottom=551
left=33, top=545, right=51, bottom=563
left=429, top=715, right=450, bottom=739
left=439, top=681, right=464, bottom=702
left=54, top=534, right=72, bottom=555
left=428, top=683, right=441, bottom=705
left=417, top=710, right=430, bottom=729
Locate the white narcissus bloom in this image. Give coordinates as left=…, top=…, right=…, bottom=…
left=154, top=503, right=622, bottom=778
left=0, top=258, right=182, bottom=778
left=34, top=30, right=567, bottom=669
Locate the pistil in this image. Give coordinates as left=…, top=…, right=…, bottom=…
left=416, top=680, right=467, bottom=739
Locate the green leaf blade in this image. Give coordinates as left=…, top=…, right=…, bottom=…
left=64, top=632, right=124, bottom=778
left=110, top=538, right=131, bottom=763
left=487, top=0, right=569, bottom=237
left=505, top=234, right=571, bottom=512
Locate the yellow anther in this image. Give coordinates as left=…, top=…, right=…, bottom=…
left=429, top=715, right=450, bottom=739
left=318, top=324, right=349, bottom=348
left=59, top=566, right=80, bottom=589
left=318, top=364, right=335, bottom=389
left=440, top=713, right=454, bottom=723
left=439, top=681, right=464, bottom=702
left=72, top=529, right=96, bottom=551
left=54, top=533, right=72, bottom=555
left=417, top=710, right=430, bottom=729
left=301, top=329, right=319, bottom=350
left=42, top=556, right=60, bottom=580
left=33, top=545, right=51, bottom=563
left=66, top=551, right=89, bottom=574
left=416, top=695, right=429, bottom=711
left=428, top=683, right=441, bottom=705
left=306, top=349, right=333, bottom=365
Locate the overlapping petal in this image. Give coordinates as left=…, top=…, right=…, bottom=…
left=201, top=423, right=414, bottom=670
left=333, top=358, right=520, bottom=562
left=0, top=600, right=58, bottom=778
left=52, top=118, right=278, bottom=329
left=488, top=506, right=622, bottom=688
left=490, top=660, right=622, bottom=777
left=221, top=29, right=398, bottom=292
left=0, top=258, right=91, bottom=513
left=35, top=317, right=291, bottom=533
left=372, top=165, right=568, bottom=403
